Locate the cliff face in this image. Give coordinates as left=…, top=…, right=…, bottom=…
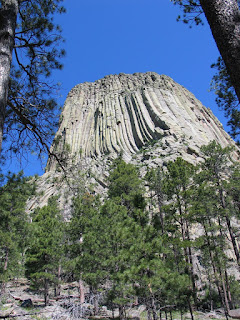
left=28, top=72, right=238, bottom=216
left=46, top=72, right=233, bottom=171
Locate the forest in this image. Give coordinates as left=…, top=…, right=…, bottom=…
left=1, top=1, right=240, bottom=318
left=0, top=141, right=240, bottom=320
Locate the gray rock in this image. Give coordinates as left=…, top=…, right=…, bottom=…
left=27, top=72, right=239, bottom=216
left=47, top=72, right=235, bottom=171
left=229, top=309, right=240, bottom=319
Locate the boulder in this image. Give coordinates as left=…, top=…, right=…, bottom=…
left=229, top=309, right=240, bottom=319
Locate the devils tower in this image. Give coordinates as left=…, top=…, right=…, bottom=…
left=28, top=72, right=238, bottom=215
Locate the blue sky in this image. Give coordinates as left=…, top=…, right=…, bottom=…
left=4, top=0, right=226, bottom=176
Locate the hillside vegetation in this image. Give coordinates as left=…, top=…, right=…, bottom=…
left=0, top=141, right=240, bottom=320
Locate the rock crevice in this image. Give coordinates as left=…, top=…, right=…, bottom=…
left=47, top=72, right=234, bottom=171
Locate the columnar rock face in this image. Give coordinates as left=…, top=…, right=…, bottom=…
left=29, top=72, right=238, bottom=216
left=47, top=72, right=234, bottom=171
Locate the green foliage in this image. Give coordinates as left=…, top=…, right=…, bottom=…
left=228, top=164, right=240, bottom=216
left=199, top=141, right=236, bottom=214
left=30, top=142, right=240, bottom=312
left=68, top=157, right=197, bottom=315
left=0, top=172, right=35, bottom=289
left=145, top=146, right=240, bottom=311
left=108, top=156, right=146, bottom=213
left=162, top=158, right=196, bottom=236
left=228, top=277, right=240, bottom=308
left=25, top=196, right=64, bottom=304
left=211, top=57, right=240, bottom=142
left=67, top=192, right=108, bottom=288
left=3, top=0, right=65, bottom=160
left=171, top=1, right=240, bottom=142
left=171, top=0, right=203, bottom=26
left=193, top=142, right=240, bottom=310
left=68, top=159, right=151, bottom=312
left=164, top=157, right=195, bottom=196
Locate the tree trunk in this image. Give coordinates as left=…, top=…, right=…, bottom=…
left=206, top=219, right=229, bottom=317
left=119, top=305, right=126, bottom=320
left=207, top=272, right=214, bottom=311
left=179, top=204, right=197, bottom=306
left=188, top=299, right=194, bottom=320
left=1, top=248, right=9, bottom=294
left=180, top=310, right=183, bottom=320
left=55, top=265, right=61, bottom=296
left=186, top=221, right=198, bottom=306
left=221, top=272, right=230, bottom=314
left=165, top=310, right=168, bottom=320
left=218, top=184, right=240, bottom=268
left=200, top=0, right=240, bottom=103
left=0, top=0, right=18, bottom=153
left=225, top=271, right=233, bottom=309
left=44, top=278, right=49, bottom=306
left=157, top=193, right=164, bottom=235
left=151, top=296, right=158, bottom=320
left=79, top=279, right=85, bottom=304
left=225, top=215, right=240, bottom=268
left=93, top=291, right=99, bottom=315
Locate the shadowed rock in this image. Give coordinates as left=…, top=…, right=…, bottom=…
left=47, top=72, right=234, bottom=171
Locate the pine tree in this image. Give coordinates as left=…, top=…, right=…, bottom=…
left=171, top=0, right=240, bottom=141
left=108, top=156, right=145, bottom=214
left=192, top=141, right=240, bottom=314
left=200, top=141, right=240, bottom=268
left=145, top=167, right=165, bottom=233
left=228, top=164, right=240, bottom=216
left=160, top=158, right=197, bottom=317
left=0, top=0, right=65, bottom=159
left=100, top=158, right=191, bottom=318
left=211, top=57, right=240, bottom=143
left=25, top=196, right=64, bottom=306
left=191, top=175, right=231, bottom=313
left=68, top=158, right=149, bottom=318
left=67, top=192, right=109, bottom=313
left=0, top=171, right=34, bottom=294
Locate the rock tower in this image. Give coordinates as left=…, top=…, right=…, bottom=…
left=28, top=72, right=238, bottom=216
left=47, top=72, right=233, bottom=170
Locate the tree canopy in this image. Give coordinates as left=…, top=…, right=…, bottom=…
left=171, top=0, right=240, bottom=142
left=25, top=196, right=64, bottom=306
left=0, top=0, right=65, bottom=162
left=0, top=171, right=35, bottom=294
left=0, top=142, right=240, bottom=316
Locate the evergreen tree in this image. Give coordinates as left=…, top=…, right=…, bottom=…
left=107, top=157, right=198, bottom=318
left=0, top=0, right=65, bottom=159
left=200, top=141, right=240, bottom=268
left=171, top=0, right=240, bottom=141
left=228, top=164, right=240, bottom=215
left=68, top=151, right=240, bottom=316
left=211, top=57, right=240, bottom=143
left=145, top=167, right=165, bottom=233
left=191, top=141, right=240, bottom=313
left=153, top=158, right=198, bottom=318
left=191, top=175, right=231, bottom=313
left=67, top=192, right=108, bottom=313
left=100, top=199, right=147, bottom=318
left=165, top=160, right=196, bottom=286
left=68, top=158, right=149, bottom=318
left=108, top=156, right=145, bottom=214
left=0, top=171, right=34, bottom=294
left=25, top=196, right=64, bottom=306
